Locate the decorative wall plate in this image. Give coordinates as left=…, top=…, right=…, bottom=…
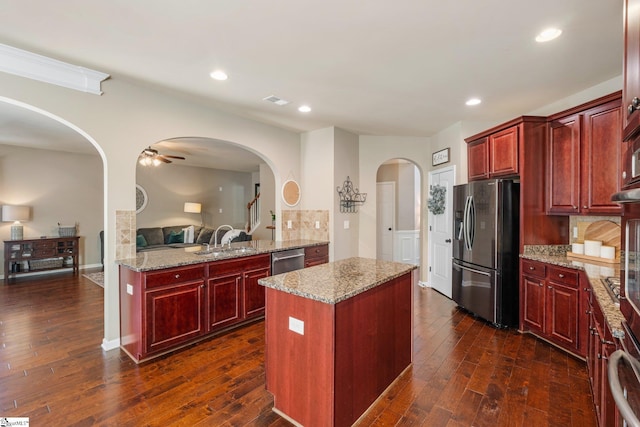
left=282, top=179, right=301, bottom=207
left=136, top=184, right=148, bottom=213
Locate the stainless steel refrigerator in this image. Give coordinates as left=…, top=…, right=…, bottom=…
left=452, top=179, right=519, bottom=328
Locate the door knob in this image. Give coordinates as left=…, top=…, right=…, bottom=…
left=445, top=239, right=452, bottom=243
left=388, top=228, right=392, bottom=231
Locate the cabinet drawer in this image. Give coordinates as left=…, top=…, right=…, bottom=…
left=547, top=266, right=579, bottom=287
left=33, top=248, right=56, bottom=257
left=33, top=241, right=56, bottom=250
left=145, top=265, right=205, bottom=289
left=522, top=260, right=546, bottom=279
left=305, top=244, right=328, bottom=261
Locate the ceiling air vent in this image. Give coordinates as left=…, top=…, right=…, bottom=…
left=263, top=95, right=290, bottom=106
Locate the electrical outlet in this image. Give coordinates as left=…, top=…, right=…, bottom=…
left=126, top=284, right=133, bottom=295
left=288, top=316, right=304, bottom=335
left=573, top=226, right=578, bottom=238
left=287, top=220, right=292, bottom=229
left=219, top=208, right=223, bottom=213
left=219, top=186, right=223, bottom=192
left=315, top=221, right=320, bottom=229
left=344, top=220, right=350, bottom=229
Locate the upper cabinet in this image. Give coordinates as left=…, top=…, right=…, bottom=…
left=547, top=94, right=622, bottom=215
left=467, top=126, right=519, bottom=181
left=623, top=0, right=640, bottom=141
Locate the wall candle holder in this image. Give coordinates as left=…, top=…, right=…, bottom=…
left=336, top=176, right=367, bottom=213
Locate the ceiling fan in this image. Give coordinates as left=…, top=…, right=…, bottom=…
left=138, top=146, right=185, bottom=166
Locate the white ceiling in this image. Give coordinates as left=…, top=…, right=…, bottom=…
left=0, top=0, right=624, bottom=168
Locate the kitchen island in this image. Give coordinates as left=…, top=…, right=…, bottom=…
left=116, top=239, right=328, bottom=363
left=258, top=257, right=417, bottom=427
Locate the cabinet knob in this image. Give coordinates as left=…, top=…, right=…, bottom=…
left=629, top=97, right=640, bottom=114
left=529, top=266, right=535, bottom=270
left=584, top=288, right=590, bottom=292
left=548, top=285, right=553, bottom=289
left=572, top=205, right=577, bottom=209
left=583, top=205, right=587, bottom=209
left=586, top=310, right=591, bottom=314
left=175, top=274, right=180, bottom=279
left=558, top=273, right=565, bottom=278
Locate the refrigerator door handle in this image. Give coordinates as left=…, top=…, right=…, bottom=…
left=463, top=196, right=472, bottom=251
left=468, top=195, right=475, bottom=249
left=453, top=261, right=491, bottom=277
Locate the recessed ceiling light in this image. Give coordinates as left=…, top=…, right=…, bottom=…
left=465, top=98, right=481, bottom=106
left=210, top=70, right=228, bottom=81
left=535, top=28, right=562, bottom=43
left=298, top=105, right=311, bottom=113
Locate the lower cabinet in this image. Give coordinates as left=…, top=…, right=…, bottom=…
left=586, top=288, right=619, bottom=427
left=304, top=244, right=329, bottom=267
left=120, top=253, right=270, bottom=363
left=521, top=259, right=583, bottom=356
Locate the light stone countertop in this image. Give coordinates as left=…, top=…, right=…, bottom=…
left=521, top=245, right=624, bottom=339
left=116, top=239, right=328, bottom=272
left=258, top=257, right=418, bottom=304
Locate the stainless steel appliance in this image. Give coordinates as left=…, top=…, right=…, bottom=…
left=608, top=192, right=640, bottom=426
left=271, top=248, right=305, bottom=275
left=452, top=179, right=519, bottom=327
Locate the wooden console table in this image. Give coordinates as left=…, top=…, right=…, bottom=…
left=4, top=236, right=80, bottom=282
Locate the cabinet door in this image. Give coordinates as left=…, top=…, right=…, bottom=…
left=244, top=266, right=270, bottom=319
left=581, top=100, right=623, bottom=214
left=467, top=137, right=489, bottom=181
left=547, top=115, right=581, bottom=214
left=208, top=272, right=242, bottom=329
left=624, top=0, right=640, bottom=140
left=522, top=275, right=545, bottom=333
left=546, top=281, right=579, bottom=350
left=489, top=126, right=519, bottom=177
left=145, top=281, right=205, bottom=354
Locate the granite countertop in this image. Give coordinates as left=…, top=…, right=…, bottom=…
left=116, top=239, right=328, bottom=272
left=258, top=257, right=417, bottom=305
left=521, top=245, right=624, bottom=339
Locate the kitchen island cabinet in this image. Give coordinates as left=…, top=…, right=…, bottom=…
left=259, top=257, right=416, bottom=427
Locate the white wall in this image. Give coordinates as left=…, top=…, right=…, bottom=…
left=333, top=128, right=359, bottom=261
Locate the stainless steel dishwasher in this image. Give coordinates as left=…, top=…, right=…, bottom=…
left=271, top=248, right=305, bottom=275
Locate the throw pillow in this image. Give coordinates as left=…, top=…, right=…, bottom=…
left=182, top=225, right=195, bottom=244
left=136, top=234, right=148, bottom=247
left=168, top=230, right=184, bottom=244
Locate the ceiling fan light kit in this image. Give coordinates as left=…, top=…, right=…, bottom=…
left=138, top=146, right=185, bottom=166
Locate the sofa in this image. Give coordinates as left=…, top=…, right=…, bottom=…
left=135, top=224, right=251, bottom=252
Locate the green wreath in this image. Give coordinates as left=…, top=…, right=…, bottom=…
left=427, top=185, right=446, bottom=215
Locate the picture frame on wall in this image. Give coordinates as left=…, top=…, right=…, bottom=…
left=432, top=148, right=450, bottom=166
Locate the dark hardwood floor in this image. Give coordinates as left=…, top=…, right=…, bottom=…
left=0, top=272, right=597, bottom=426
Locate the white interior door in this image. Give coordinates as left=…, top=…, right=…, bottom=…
left=428, top=166, right=455, bottom=298
left=377, top=182, right=395, bottom=261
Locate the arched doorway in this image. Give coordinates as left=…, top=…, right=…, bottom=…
left=375, top=159, right=421, bottom=265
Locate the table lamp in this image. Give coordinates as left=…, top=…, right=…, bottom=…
left=2, top=205, right=30, bottom=240
left=184, top=202, right=203, bottom=226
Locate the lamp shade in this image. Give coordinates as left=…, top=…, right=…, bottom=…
left=184, top=202, right=202, bottom=214
left=2, top=205, right=29, bottom=222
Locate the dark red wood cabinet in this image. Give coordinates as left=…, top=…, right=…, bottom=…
left=120, top=253, right=270, bottom=363
left=520, top=259, right=583, bottom=357
left=304, top=244, right=329, bottom=267
left=466, top=126, right=519, bottom=181
left=623, top=0, right=640, bottom=141
left=547, top=94, right=622, bottom=215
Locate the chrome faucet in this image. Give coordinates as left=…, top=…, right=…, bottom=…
left=214, top=224, right=234, bottom=248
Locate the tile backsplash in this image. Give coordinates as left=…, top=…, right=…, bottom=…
left=281, top=210, right=329, bottom=241
left=115, top=210, right=136, bottom=260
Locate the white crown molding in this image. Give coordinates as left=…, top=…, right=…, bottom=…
left=0, top=43, right=110, bottom=95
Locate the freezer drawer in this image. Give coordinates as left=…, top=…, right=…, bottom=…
left=452, top=260, right=497, bottom=325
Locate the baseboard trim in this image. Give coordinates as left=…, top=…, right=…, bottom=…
left=1, top=263, right=103, bottom=280
left=101, top=337, right=120, bottom=352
